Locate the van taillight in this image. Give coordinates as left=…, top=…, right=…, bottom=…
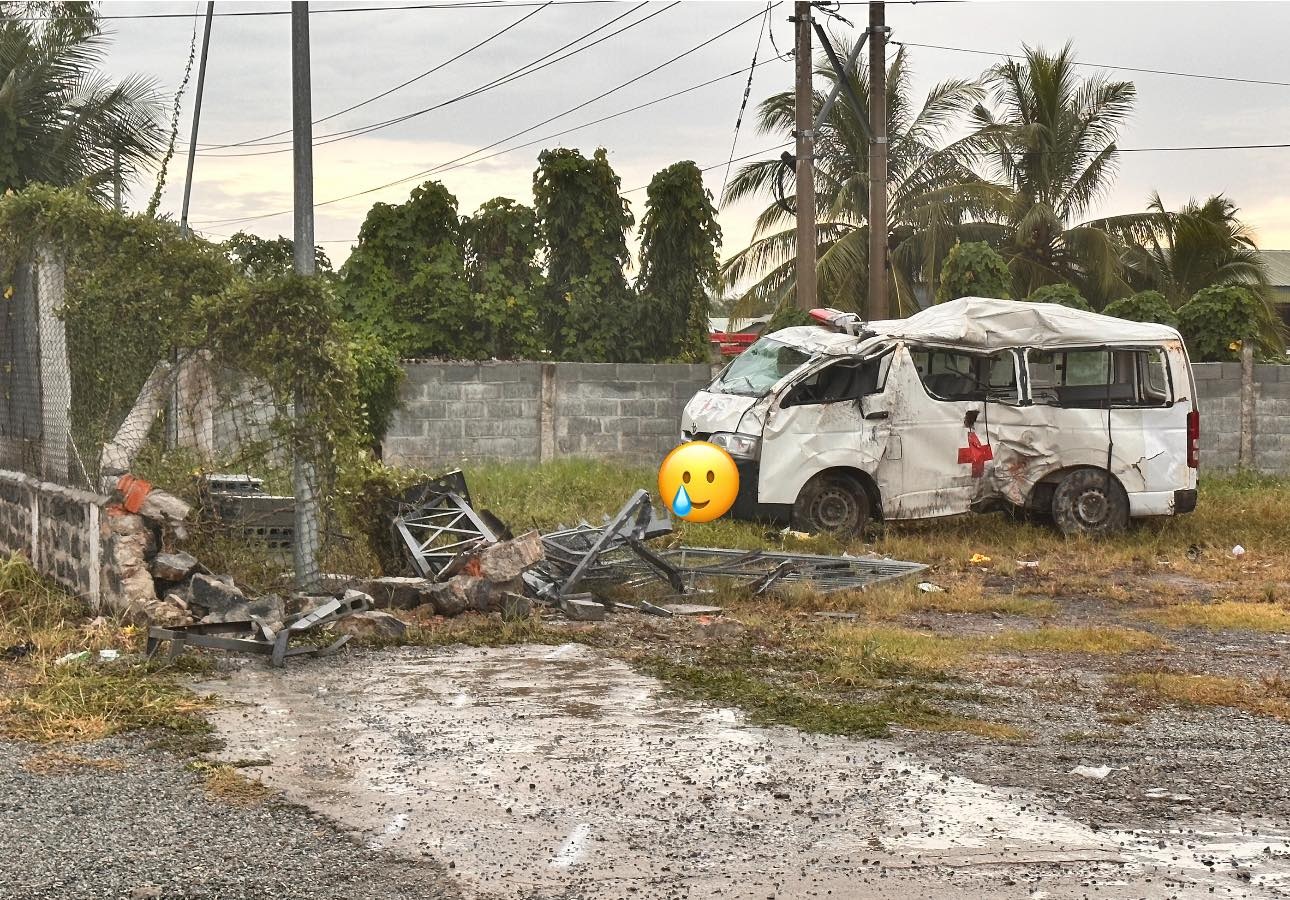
left=1187, top=410, right=1200, bottom=468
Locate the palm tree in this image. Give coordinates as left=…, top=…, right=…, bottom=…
left=721, top=44, right=1006, bottom=320
left=0, top=5, right=165, bottom=204
left=970, top=43, right=1136, bottom=303
left=1097, top=192, right=1268, bottom=305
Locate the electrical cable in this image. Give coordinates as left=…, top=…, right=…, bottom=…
left=189, top=10, right=780, bottom=226
left=188, top=1, right=552, bottom=152
left=196, top=1, right=672, bottom=157
left=718, top=3, right=770, bottom=203
left=13, top=1, right=622, bottom=21
left=892, top=40, right=1290, bottom=89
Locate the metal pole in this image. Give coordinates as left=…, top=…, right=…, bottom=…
left=867, top=1, right=889, bottom=319
left=179, top=1, right=215, bottom=237
left=291, top=1, right=321, bottom=591
left=793, top=1, right=816, bottom=312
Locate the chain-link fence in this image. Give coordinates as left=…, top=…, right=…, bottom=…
left=0, top=243, right=346, bottom=594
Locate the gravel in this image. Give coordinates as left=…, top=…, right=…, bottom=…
left=0, top=735, right=461, bottom=900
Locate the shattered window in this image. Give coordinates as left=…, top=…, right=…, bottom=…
left=1028, top=349, right=1173, bottom=408
left=712, top=338, right=811, bottom=397
left=910, top=348, right=1018, bottom=403
left=783, top=353, right=890, bottom=406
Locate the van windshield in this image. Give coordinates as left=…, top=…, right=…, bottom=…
left=712, top=337, right=813, bottom=397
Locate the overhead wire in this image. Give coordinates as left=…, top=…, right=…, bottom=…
left=14, top=1, right=622, bottom=21
left=189, top=1, right=552, bottom=151
left=892, top=40, right=1290, bottom=89
left=190, top=5, right=779, bottom=227
left=718, top=2, right=770, bottom=203
left=195, top=1, right=672, bottom=156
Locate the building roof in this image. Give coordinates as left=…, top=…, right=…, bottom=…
left=1258, top=250, right=1290, bottom=288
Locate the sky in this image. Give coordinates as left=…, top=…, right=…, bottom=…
left=94, top=0, right=1290, bottom=268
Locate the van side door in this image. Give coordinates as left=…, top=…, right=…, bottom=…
left=885, top=344, right=1021, bottom=519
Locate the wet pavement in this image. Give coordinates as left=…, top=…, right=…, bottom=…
left=198, top=645, right=1290, bottom=899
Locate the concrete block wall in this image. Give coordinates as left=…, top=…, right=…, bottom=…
left=1193, top=362, right=1290, bottom=473
left=384, top=361, right=714, bottom=468
left=0, top=469, right=106, bottom=607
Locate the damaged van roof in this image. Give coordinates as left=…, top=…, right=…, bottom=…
left=873, top=297, right=1183, bottom=350
left=777, top=297, right=1184, bottom=355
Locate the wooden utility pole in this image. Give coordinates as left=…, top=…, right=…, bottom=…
left=793, top=0, right=816, bottom=311
left=867, top=1, right=888, bottom=319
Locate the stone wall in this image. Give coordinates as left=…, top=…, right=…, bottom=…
left=383, top=361, right=714, bottom=468
left=1193, top=362, right=1290, bottom=473
left=0, top=469, right=108, bottom=606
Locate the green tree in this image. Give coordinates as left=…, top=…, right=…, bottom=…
left=462, top=197, right=545, bottom=359
left=0, top=3, right=165, bottom=203
left=1176, top=285, right=1264, bottom=362
left=936, top=241, right=1011, bottom=302
left=533, top=148, right=640, bottom=361
left=339, top=180, right=475, bottom=359
left=222, top=231, right=333, bottom=280
left=971, top=43, right=1136, bottom=302
left=722, top=45, right=1005, bottom=320
left=1025, top=282, right=1091, bottom=311
left=637, top=161, right=721, bottom=361
left=1102, top=289, right=1178, bottom=327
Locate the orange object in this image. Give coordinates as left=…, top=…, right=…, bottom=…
left=117, top=474, right=153, bottom=514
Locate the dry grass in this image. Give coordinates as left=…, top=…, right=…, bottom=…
left=0, top=553, right=215, bottom=744
left=191, top=761, right=273, bottom=806
left=1140, top=601, right=1290, bottom=633
left=1120, top=672, right=1290, bottom=721
left=20, top=750, right=125, bottom=775
left=987, top=625, right=1167, bottom=655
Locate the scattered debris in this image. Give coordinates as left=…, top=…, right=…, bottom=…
left=1231, top=544, right=1247, bottom=558
left=55, top=650, right=90, bottom=666
left=98, top=649, right=119, bottom=662
left=917, top=582, right=945, bottom=593
left=1, top=642, right=33, bottom=661
left=1070, top=765, right=1113, bottom=780
left=661, top=604, right=725, bottom=616
left=1016, top=560, right=1040, bottom=570
left=969, top=553, right=992, bottom=565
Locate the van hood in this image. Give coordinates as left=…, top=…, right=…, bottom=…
left=682, top=390, right=762, bottom=435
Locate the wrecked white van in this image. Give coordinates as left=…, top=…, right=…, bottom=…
left=681, top=297, right=1199, bottom=536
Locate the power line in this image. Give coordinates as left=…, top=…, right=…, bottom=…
left=190, top=7, right=778, bottom=226
left=893, top=40, right=1290, bottom=89
left=14, top=1, right=619, bottom=21
left=718, top=2, right=770, bottom=202
left=196, top=1, right=674, bottom=157
left=190, top=1, right=551, bottom=152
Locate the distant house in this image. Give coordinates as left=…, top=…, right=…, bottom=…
left=1259, top=250, right=1290, bottom=330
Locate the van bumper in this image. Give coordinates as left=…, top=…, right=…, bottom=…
left=729, top=460, right=793, bottom=524
left=1173, top=488, right=1198, bottom=515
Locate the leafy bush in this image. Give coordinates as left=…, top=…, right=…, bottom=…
left=1026, top=283, right=1092, bottom=311
left=764, top=303, right=814, bottom=333
left=1176, top=284, right=1263, bottom=362
left=936, top=241, right=1011, bottom=302
left=1102, top=290, right=1178, bottom=327
left=462, top=198, right=545, bottom=360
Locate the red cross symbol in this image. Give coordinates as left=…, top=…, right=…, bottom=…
left=957, top=431, right=994, bottom=478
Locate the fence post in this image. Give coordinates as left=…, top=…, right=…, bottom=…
left=1238, top=343, right=1255, bottom=469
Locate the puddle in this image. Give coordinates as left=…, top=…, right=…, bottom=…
left=198, top=645, right=1288, bottom=899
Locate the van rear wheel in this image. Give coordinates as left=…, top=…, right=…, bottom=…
left=793, top=473, right=870, bottom=536
left=1051, top=468, right=1128, bottom=536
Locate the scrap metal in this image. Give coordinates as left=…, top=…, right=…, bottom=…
left=392, top=470, right=501, bottom=579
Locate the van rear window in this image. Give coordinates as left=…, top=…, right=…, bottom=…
left=1028, top=349, right=1172, bottom=408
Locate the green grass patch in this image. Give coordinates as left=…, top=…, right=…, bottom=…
left=1140, top=601, right=1290, bottom=633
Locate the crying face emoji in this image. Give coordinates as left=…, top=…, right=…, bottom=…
left=658, top=442, right=739, bottom=523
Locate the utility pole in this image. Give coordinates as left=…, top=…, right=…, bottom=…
left=291, top=1, right=321, bottom=592
left=793, top=0, right=816, bottom=311
left=179, top=1, right=215, bottom=237
left=867, top=1, right=889, bottom=319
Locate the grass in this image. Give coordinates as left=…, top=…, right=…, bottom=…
left=1140, top=601, right=1290, bottom=633
left=0, top=553, right=216, bottom=744
left=189, top=760, right=273, bottom=806
left=1120, top=672, right=1290, bottom=721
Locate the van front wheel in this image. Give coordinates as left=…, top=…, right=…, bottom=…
left=1051, top=468, right=1128, bottom=536
left=793, top=473, right=870, bottom=536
